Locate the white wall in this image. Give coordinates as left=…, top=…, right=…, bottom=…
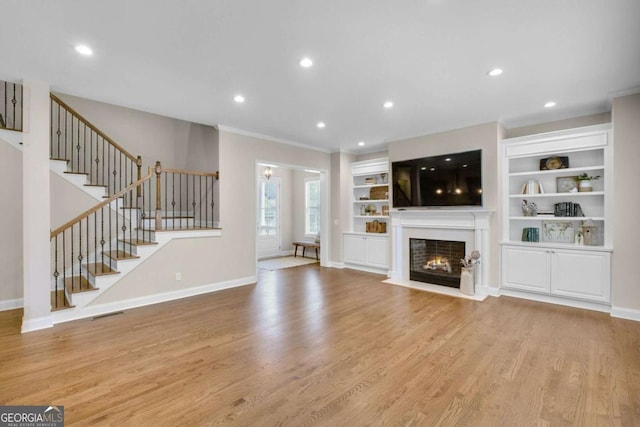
left=0, top=136, right=23, bottom=307
left=611, top=92, right=640, bottom=317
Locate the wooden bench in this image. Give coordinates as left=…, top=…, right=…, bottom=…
left=293, top=241, right=320, bottom=261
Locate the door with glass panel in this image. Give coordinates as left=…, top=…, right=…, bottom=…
left=257, top=177, right=281, bottom=259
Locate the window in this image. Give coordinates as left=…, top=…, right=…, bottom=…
left=258, top=179, right=279, bottom=236
left=305, top=179, right=320, bottom=236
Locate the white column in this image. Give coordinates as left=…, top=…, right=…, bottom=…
left=21, top=79, right=52, bottom=332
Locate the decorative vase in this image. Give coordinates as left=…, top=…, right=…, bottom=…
left=460, top=269, right=474, bottom=295
left=578, top=180, right=592, bottom=192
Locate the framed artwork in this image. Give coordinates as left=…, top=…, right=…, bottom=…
left=542, top=220, right=575, bottom=243
left=556, top=176, right=578, bottom=193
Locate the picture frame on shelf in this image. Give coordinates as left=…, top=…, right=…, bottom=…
left=556, top=176, right=578, bottom=193
left=542, top=220, right=575, bottom=243
left=539, top=156, right=569, bottom=170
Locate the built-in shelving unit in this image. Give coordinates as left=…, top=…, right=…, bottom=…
left=343, top=158, right=390, bottom=274
left=500, top=124, right=613, bottom=309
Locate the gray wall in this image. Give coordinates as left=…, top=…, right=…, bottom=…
left=388, top=122, right=501, bottom=287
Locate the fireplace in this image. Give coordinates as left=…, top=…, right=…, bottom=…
left=409, top=238, right=465, bottom=288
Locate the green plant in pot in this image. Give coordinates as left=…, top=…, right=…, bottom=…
left=575, top=173, right=600, bottom=192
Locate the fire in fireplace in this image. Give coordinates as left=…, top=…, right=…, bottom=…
left=410, top=238, right=465, bottom=288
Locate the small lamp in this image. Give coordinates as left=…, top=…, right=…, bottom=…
left=263, top=166, right=273, bottom=180
left=581, top=219, right=598, bottom=246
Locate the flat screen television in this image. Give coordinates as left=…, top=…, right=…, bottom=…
left=392, top=149, right=482, bottom=207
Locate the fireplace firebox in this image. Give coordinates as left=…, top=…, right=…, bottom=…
left=409, top=238, right=465, bottom=288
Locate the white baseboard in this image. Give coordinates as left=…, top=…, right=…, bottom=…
left=328, top=261, right=345, bottom=269
left=499, top=288, right=611, bottom=313
left=21, top=315, right=54, bottom=333
left=343, top=263, right=389, bottom=275
left=52, top=276, right=256, bottom=324
left=476, top=285, right=500, bottom=298
left=0, top=298, right=23, bottom=311
left=611, top=306, right=640, bottom=322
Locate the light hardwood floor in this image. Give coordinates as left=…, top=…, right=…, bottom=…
left=1, top=266, right=639, bottom=426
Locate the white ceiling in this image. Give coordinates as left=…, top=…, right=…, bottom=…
left=2, top=0, right=639, bottom=153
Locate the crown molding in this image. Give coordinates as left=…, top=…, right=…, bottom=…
left=216, top=125, right=331, bottom=154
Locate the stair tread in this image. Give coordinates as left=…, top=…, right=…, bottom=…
left=64, top=171, right=89, bottom=176
left=51, top=290, right=74, bottom=311
left=64, top=276, right=97, bottom=293
left=119, top=238, right=157, bottom=246
left=50, top=157, right=70, bottom=162
left=103, top=250, right=139, bottom=260
left=84, top=263, right=119, bottom=276
left=84, top=184, right=107, bottom=188
left=139, top=226, right=220, bottom=232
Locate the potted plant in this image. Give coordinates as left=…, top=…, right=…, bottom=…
left=575, top=173, right=600, bottom=192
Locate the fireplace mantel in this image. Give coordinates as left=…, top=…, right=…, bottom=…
left=387, top=209, right=494, bottom=299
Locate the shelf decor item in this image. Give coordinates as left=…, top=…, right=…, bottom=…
left=369, top=186, right=387, bottom=200
left=521, top=179, right=544, bottom=194
left=540, top=156, right=569, bottom=170
left=556, top=176, right=578, bottom=193
left=365, top=177, right=378, bottom=185
left=521, top=227, right=540, bottom=242
left=521, top=199, right=537, bottom=216
left=460, top=250, right=480, bottom=296
left=581, top=219, right=598, bottom=245
left=542, top=220, right=575, bottom=243
left=575, top=173, right=600, bottom=192
left=365, top=220, right=386, bottom=233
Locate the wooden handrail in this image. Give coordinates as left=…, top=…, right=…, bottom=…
left=50, top=168, right=154, bottom=238
left=50, top=93, right=138, bottom=163
left=161, top=167, right=219, bottom=179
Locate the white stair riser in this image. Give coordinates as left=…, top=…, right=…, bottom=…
left=142, top=218, right=195, bottom=228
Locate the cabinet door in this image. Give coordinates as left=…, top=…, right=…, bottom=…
left=501, top=246, right=550, bottom=293
left=550, top=250, right=611, bottom=303
left=344, top=235, right=367, bottom=265
left=365, top=236, right=389, bottom=269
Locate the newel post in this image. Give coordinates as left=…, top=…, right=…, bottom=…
left=155, top=161, right=162, bottom=231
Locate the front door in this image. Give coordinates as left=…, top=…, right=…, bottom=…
left=257, top=177, right=281, bottom=259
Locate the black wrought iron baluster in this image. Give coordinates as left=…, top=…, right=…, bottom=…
left=53, top=235, right=59, bottom=309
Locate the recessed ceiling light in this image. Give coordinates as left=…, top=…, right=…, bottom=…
left=421, top=166, right=427, bottom=170
left=445, top=158, right=452, bottom=162
left=358, top=141, right=365, bottom=146
left=463, top=164, right=468, bottom=168
left=299, top=57, right=313, bottom=68
left=75, top=44, right=93, bottom=56
left=316, top=122, right=326, bottom=129
left=430, top=167, right=436, bottom=171
left=487, top=68, right=503, bottom=77
left=383, top=101, right=394, bottom=109
left=544, top=101, right=557, bottom=108
left=233, top=94, right=245, bottom=103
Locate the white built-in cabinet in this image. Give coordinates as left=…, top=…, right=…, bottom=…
left=343, top=158, right=390, bottom=273
left=500, top=124, right=613, bottom=308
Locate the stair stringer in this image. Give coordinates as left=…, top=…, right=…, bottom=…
left=0, top=129, right=22, bottom=150
left=51, top=228, right=222, bottom=324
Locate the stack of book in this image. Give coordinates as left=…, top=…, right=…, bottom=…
left=554, top=202, right=585, bottom=217
left=522, top=227, right=540, bottom=242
